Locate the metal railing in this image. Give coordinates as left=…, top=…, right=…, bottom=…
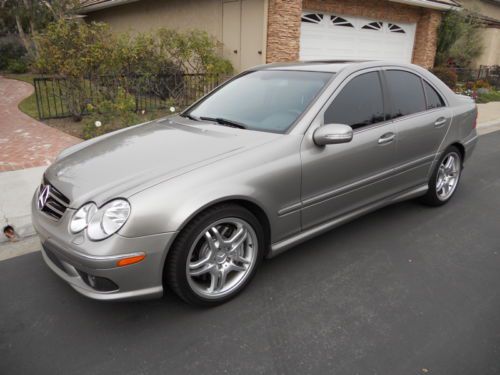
left=33, top=73, right=226, bottom=120
left=455, top=65, right=499, bottom=88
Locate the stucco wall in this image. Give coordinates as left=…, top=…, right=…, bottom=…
left=474, top=27, right=500, bottom=67
left=457, top=0, right=500, bottom=67
left=458, top=0, right=500, bottom=20
left=85, top=0, right=223, bottom=39
left=266, top=0, right=442, bottom=68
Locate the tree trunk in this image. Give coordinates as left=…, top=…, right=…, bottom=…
left=15, top=15, right=32, bottom=56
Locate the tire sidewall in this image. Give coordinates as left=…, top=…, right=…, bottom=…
left=426, top=146, right=462, bottom=205
left=167, top=205, right=264, bottom=306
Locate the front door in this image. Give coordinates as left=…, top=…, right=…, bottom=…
left=300, top=70, right=399, bottom=230
left=222, top=0, right=265, bottom=71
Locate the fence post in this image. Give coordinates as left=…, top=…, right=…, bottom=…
left=34, top=79, right=43, bottom=120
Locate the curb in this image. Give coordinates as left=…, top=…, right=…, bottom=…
left=477, top=120, right=500, bottom=135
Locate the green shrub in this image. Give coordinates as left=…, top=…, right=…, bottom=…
left=436, top=10, right=483, bottom=67
left=34, top=20, right=233, bottom=121
left=82, top=87, right=140, bottom=139
left=476, top=90, right=500, bottom=104
left=431, top=67, right=458, bottom=89
left=473, top=79, right=491, bottom=90
left=0, top=40, right=27, bottom=71
left=6, top=59, right=29, bottom=73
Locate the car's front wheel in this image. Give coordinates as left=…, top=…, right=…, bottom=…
left=165, top=204, right=264, bottom=306
left=420, top=146, right=462, bottom=206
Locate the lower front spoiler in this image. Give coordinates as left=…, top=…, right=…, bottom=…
left=41, top=248, right=163, bottom=301
left=40, top=232, right=176, bottom=301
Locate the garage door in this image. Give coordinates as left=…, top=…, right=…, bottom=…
left=299, top=12, right=416, bottom=62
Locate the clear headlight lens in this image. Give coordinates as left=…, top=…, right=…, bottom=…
left=69, top=199, right=130, bottom=240
left=87, top=199, right=131, bottom=241
left=70, top=203, right=97, bottom=233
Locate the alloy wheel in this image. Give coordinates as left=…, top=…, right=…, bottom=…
left=186, top=217, right=258, bottom=299
left=436, top=152, right=460, bottom=201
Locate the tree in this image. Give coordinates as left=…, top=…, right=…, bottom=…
left=435, top=10, right=483, bottom=67
left=0, top=0, right=78, bottom=58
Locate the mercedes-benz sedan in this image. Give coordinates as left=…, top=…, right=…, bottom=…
left=32, top=61, right=478, bottom=306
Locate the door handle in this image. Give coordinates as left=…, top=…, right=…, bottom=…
left=378, top=132, right=395, bottom=145
left=434, top=117, right=447, bottom=127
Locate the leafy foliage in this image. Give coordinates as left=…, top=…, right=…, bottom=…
left=34, top=20, right=114, bottom=77
left=82, top=87, right=140, bottom=139
left=0, top=38, right=26, bottom=70
left=33, top=19, right=233, bottom=120
left=0, top=0, right=79, bottom=60
left=431, top=66, right=458, bottom=89
left=435, top=10, right=483, bottom=67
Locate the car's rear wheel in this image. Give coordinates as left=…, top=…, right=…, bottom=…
left=420, top=146, right=462, bottom=206
left=165, top=204, right=264, bottom=306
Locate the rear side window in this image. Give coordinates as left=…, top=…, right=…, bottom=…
left=324, top=72, right=385, bottom=129
left=385, top=70, right=426, bottom=119
left=423, top=80, right=445, bottom=110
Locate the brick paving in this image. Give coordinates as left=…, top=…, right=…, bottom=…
left=0, top=76, right=80, bottom=172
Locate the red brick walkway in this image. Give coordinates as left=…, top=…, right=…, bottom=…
left=0, top=76, right=80, bottom=172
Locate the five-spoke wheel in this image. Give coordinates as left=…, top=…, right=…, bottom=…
left=421, top=146, right=462, bottom=206
left=165, top=204, right=263, bottom=306
left=187, top=218, right=258, bottom=298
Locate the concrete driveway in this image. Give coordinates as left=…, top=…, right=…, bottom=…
left=1, top=132, right=499, bottom=374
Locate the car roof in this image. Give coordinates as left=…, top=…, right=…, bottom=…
left=253, top=60, right=417, bottom=74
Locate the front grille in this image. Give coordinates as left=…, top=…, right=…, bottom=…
left=38, top=177, right=70, bottom=220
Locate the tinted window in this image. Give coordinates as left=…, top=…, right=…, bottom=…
left=324, top=72, right=385, bottom=129
left=385, top=70, right=426, bottom=119
left=423, top=80, right=445, bottom=110
left=188, top=70, right=332, bottom=133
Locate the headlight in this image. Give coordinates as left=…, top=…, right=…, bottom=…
left=87, top=199, right=131, bottom=240
left=70, top=203, right=97, bottom=233
left=70, top=199, right=130, bottom=240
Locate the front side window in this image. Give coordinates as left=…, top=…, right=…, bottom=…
left=423, top=80, right=445, bottom=110
left=324, top=72, right=385, bottom=129
left=187, top=70, right=333, bottom=133
left=385, top=70, right=426, bottom=119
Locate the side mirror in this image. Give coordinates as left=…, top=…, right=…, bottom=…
left=313, top=124, right=353, bottom=146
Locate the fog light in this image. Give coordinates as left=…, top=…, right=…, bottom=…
left=116, top=254, right=146, bottom=267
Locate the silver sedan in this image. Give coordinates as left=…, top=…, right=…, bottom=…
left=32, top=61, right=478, bottom=306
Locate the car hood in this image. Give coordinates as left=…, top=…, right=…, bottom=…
left=44, top=116, right=279, bottom=208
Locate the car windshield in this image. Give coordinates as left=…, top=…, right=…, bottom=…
left=186, top=70, right=333, bottom=133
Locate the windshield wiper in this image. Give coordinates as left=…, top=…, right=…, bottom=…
left=180, top=113, right=200, bottom=121
left=199, top=116, right=247, bottom=129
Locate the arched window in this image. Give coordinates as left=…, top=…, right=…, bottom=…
left=331, top=15, right=354, bottom=27
left=362, top=21, right=383, bottom=31
left=388, top=23, right=406, bottom=33
left=301, top=13, right=323, bottom=24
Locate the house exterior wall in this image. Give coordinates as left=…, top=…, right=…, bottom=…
left=265, top=0, right=442, bottom=68
left=85, top=0, right=223, bottom=40
left=456, top=0, right=500, bottom=67
left=458, top=0, right=500, bottom=19
left=474, top=27, right=500, bottom=67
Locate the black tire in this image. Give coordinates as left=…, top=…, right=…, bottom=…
left=420, top=146, right=462, bottom=206
left=164, top=203, right=264, bottom=307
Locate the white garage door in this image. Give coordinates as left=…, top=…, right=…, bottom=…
left=300, top=12, right=416, bottom=62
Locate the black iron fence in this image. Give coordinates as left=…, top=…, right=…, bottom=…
left=33, top=73, right=227, bottom=120
left=455, top=65, right=500, bottom=88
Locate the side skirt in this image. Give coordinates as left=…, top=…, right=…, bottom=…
left=267, top=184, right=428, bottom=258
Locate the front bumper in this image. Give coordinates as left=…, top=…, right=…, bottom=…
left=32, top=192, right=177, bottom=301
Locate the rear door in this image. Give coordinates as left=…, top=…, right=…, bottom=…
left=300, top=70, right=400, bottom=230
left=383, top=69, right=451, bottom=190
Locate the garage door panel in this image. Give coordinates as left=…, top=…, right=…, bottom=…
left=300, top=12, right=416, bottom=63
